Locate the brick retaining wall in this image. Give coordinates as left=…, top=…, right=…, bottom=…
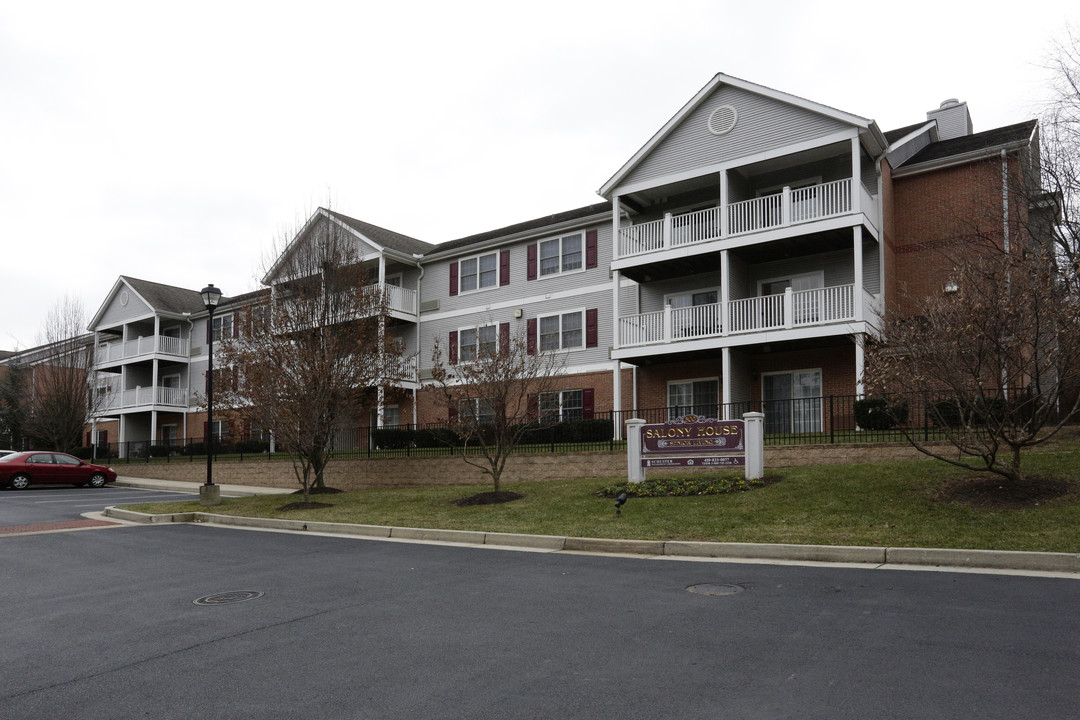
left=113, top=442, right=941, bottom=490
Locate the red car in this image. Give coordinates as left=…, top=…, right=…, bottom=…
left=0, top=451, right=117, bottom=490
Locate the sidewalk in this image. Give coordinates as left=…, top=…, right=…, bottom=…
left=105, top=476, right=1080, bottom=577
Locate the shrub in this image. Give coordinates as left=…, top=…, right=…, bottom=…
left=371, top=428, right=413, bottom=450
left=596, top=474, right=766, bottom=498
left=853, top=398, right=908, bottom=430
left=236, top=439, right=270, bottom=454
left=70, top=446, right=95, bottom=459
left=149, top=444, right=172, bottom=457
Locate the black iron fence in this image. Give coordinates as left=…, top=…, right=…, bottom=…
left=76, top=391, right=1052, bottom=464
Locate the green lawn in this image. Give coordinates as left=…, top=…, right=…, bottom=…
left=122, top=443, right=1080, bottom=553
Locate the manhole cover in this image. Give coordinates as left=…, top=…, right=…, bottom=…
left=687, top=583, right=745, bottom=596
left=193, top=591, right=264, bottom=606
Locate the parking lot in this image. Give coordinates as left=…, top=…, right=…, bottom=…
left=0, top=485, right=197, bottom=532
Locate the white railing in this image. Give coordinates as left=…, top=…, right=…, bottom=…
left=97, top=335, right=190, bottom=364
left=364, top=283, right=418, bottom=316
left=616, top=178, right=856, bottom=258
left=99, top=386, right=188, bottom=411
left=619, top=284, right=859, bottom=347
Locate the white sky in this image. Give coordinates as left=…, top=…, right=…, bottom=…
left=2, top=0, right=1077, bottom=350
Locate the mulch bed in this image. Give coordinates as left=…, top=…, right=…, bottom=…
left=936, top=475, right=1073, bottom=509
left=453, top=491, right=525, bottom=506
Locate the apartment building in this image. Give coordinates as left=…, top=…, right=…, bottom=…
left=72, top=73, right=1038, bottom=452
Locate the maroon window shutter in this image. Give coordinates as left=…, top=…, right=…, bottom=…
left=449, top=261, right=459, bottom=296
left=203, top=422, right=209, bottom=440
left=500, top=250, right=510, bottom=286
left=585, top=308, right=598, bottom=348
left=448, top=406, right=458, bottom=422
left=448, top=331, right=458, bottom=365
left=582, top=388, right=595, bottom=420
left=526, top=318, right=537, bottom=355
left=232, top=366, right=239, bottom=391
left=527, top=393, right=538, bottom=421
left=526, top=244, right=537, bottom=281
left=85, top=431, right=92, bottom=447
left=232, top=315, right=239, bottom=338
left=585, top=229, right=598, bottom=269
left=101, top=430, right=108, bottom=445
left=499, top=322, right=510, bottom=353
left=205, top=371, right=210, bottom=395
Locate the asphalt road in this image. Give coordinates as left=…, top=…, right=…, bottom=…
left=0, top=485, right=198, bottom=529
left=2, top=523, right=1078, bottom=719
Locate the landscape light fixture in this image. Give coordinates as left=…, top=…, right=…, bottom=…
left=200, top=284, right=223, bottom=506
left=615, top=492, right=628, bottom=516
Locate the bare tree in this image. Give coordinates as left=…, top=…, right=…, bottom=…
left=217, top=215, right=408, bottom=503
left=0, top=363, right=27, bottom=449
left=427, top=325, right=566, bottom=495
left=1040, top=28, right=1080, bottom=295
left=863, top=243, right=1080, bottom=485
left=20, top=296, right=100, bottom=451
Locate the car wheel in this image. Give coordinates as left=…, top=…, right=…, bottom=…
left=10, top=473, right=31, bottom=490
left=87, top=473, right=108, bottom=488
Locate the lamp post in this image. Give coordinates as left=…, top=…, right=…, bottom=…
left=200, top=283, right=223, bottom=506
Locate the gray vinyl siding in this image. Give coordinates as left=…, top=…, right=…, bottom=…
left=860, top=149, right=879, bottom=195
left=863, top=243, right=880, bottom=294
left=744, top=249, right=859, bottom=293
left=618, top=85, right=852, bottom=192
left=417, top=288, right=613, bottom=375
left=96, top=289, right=153, bottom=328
left=728, top=349, right=752, bottom=406
left=887, top=130, right=932, bottom=169
left=619, top=279, right=640, bottom=315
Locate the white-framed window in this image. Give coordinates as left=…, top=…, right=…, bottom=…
left=212, top=314, right=233, bottom=342
left=762, top=369, right=822, bottom=434
left=667, top=378, right=719, bottom=420
left=538, top=310, right=583, bottom=351
left=458, top=397, right=495, bottom=425
left=384, top=273, right=403, bottom=288
left=209, top=420, right=225, bottom=440
left=758, top=271, right=825, bottom=326
left=539, top=389, right=583, bottom=423
left=382, top=405, right=400, bottom=427
left=539, top=232, right=583, bottom=277
left=459, top=324, right=498, bottom=363
left=459, top=252, right=498, bottom=293
left=161, top=425, right=178, bottom=446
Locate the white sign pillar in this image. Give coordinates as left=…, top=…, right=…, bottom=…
left=625, top=418, right=646, bottom=484
left=743, top=412, right=764, bottom=480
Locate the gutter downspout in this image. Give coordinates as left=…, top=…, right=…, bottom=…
left=413, top=257, right=425, bottom=428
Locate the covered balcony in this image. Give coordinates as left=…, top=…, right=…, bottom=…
left=615, top=284, right=878, bottom=357
left=365, top=282, right=418, bottom=321
left=96, top=335, right=190, bottom=366
left=99, top=385, right=189, bottom=412
left=617, top=177, right=874, bottom=260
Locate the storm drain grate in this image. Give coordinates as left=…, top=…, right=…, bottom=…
left=193, top=591, right=265, bottom=606
left=687, top=583, right=745, bottom=596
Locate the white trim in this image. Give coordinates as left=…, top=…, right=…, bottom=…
left=456, top=322, right=499, bottom=363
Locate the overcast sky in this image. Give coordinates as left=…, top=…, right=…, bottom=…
left=2, top=0, right=1077, bottom=350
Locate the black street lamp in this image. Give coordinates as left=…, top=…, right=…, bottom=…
left=200, top=283, right=223, bottom=506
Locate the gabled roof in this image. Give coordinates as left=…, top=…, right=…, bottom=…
left=88, top=276, right=223, bottom=330
left=883, top=122, right=930, bottom=145
left=898, top=120, right=1038, bottom=168
left=262, top=208, right=433, bottom=284
left=599, top=72, right=887, bottom=198
left=324, top=209, right=433, bottom=256
left=428, top=202, right=612, bottom=256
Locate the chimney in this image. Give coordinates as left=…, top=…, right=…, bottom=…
left=927, top=98, right=973, bottom=141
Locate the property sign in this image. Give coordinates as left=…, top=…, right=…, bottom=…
left=639, top=416, right=745, bottom=468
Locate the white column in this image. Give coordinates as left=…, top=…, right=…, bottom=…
left=150, top=410, right=158, bottom=449
left=612, top=195, right=621, bottom=260
left=853, top=225, right=864, bottom=321
left=851, top=136, right=861, bottom=216
left=719, top=170, right=729, bottom=238
left=625, top=418, right=646, bottom=484
left=612, top=269, right=621, bottom=349
left=722, top=347, right=732, bottom=419
left=743, top=412, right=764, bottom=480
left=855, top=337, right=865, bottom=398
left=612, top=359, right=622, bottom=441
left=379, top=255, right=386, bottom=285
left=720, top=249, right=730, bottom=336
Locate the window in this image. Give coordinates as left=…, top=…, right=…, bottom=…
left=667, top=289, right=720, bottom=338
left=457, top=398, right=495, bottom=425
left=460, top=253, right=498, bottom=293
left=668, top=379, right=719, bottom=420
left=459, top=324, right=497, bottom=362
left=539, top=311, right=583, bottom=351
left=763, top=369, right=822, bottom=434
left=211, top=314, right=233, bottom=342
left=539, top=233, right=583, bottom=276
left=161, top=425, right=178, bottom=446
left=539, top=389, right=583, bottom=423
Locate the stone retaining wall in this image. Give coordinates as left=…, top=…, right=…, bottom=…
left=112, top=442, right=941, bottom=490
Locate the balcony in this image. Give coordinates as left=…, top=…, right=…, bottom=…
left=366, top=283, right=418, bottom=319
left=617, top=178, right=873, bottom=260
left=99, top=385, right=188, bottom=412
left=617, top=284, right=872, bottom=350
left=97, top=335, right=190, bottom=365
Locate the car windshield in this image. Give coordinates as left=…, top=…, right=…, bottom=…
left=0, top=452, right=29, bottom=463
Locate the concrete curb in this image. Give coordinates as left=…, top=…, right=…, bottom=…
left=102, top=506, right=1080, bottom=574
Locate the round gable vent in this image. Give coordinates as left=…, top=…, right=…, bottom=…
left=707, top=104, right=738, bottom=136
